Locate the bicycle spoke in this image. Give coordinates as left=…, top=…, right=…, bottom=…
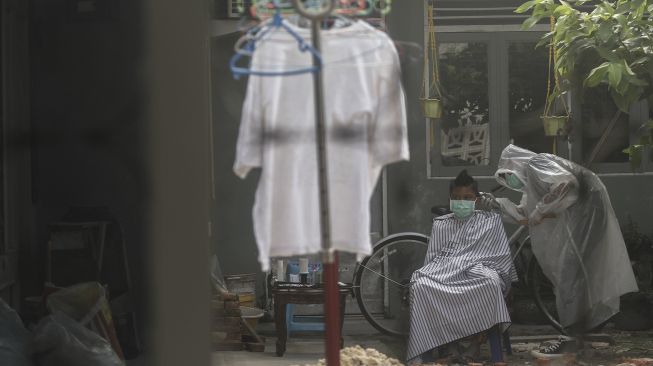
left=358, top=263, right=408, bottom=288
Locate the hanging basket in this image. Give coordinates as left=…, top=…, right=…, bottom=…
left=420, top=4, right=443, bottom=120
left=420, top=98, right=443, bottom=119
left=541, top=115, right=569, bottom=137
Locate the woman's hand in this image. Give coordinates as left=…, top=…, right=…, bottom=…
left=518, top=219, right=529, bottom=226
left=529, top=213, right=556, bottom=226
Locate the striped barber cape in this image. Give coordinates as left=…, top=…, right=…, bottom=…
left=406, top=211, right=518, bottom=360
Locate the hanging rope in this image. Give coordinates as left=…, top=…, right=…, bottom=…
left=552, top=19, right=568, bottom=115
left=421, top=1, right=442, bottom=147
left=544, top=15, right=570, bottom=154
left=544, top=16, right=555, bottom=117
left=421, top=1, right=441, bottom=100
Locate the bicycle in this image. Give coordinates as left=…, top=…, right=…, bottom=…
left=351, top=193, right=562, bottom=338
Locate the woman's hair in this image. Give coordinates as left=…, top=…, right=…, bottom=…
left=449, top=169, right=479, bottom=196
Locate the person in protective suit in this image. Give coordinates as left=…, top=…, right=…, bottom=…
left=487, top=144, right=638, bottom=359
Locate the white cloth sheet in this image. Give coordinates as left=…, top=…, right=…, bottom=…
left=234, top=20, right=409, bottom=270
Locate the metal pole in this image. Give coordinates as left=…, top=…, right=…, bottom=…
left=310, top=18, right=341, bottom=366
left=290, top=2, right=340, bottom=364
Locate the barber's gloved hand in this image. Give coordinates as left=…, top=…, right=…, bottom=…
left=529, top=210, right=544, bottom=226
left=478, top=193, right=500, bottom=211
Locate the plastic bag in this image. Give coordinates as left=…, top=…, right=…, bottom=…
left=46, top=282, right=106, bottom=325
left=46, top=282, right=124, bottom=359
left=0, top=298, right=33, bottom=366
left=33, top=312, right=124, bottom=366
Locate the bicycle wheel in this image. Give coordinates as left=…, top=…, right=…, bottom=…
left=528, top=254, right=565, bottom=334
left=353, top=232, right=428, bottom=337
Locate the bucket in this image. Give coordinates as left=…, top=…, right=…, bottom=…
left=541, top=115, right=568, bottom=137
left=240, top=306, right=264, bottom=331
left=420, top=98, right=443, bottom=119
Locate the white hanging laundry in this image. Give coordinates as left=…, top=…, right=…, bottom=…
left=233, top=20, right=409, bottom=271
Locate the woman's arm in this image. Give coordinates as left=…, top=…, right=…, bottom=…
left=526, top=156, right=579, bottom=224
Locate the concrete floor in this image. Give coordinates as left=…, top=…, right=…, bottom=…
left=211, top=317, right=653, bottom=366
left=211, top=316, right=553, bottom=366
left=124, top=316, right=653, bottom=365
left=213, top=315, right=401, bottom=366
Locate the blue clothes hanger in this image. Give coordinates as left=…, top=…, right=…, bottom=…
left=229, top=5, right=323, bottom=79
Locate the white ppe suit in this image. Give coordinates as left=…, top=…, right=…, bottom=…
left=494, top=144, right=638, bottom=333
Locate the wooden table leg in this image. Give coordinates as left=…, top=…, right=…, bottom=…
left=274, top=297, right=287, bottom=357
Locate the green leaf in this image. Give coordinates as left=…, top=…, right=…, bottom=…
left=596, top=22, right=613, bottom=43
left=623, top=59, right=636, bottom=76
left=634, top=0, right=647, bottom=19
left=521, top=15, right=543, bottom=29
left=585, top=62, right=611, bottom=87
left=608, top=62, right=623, bottom=88
left=612, top=13, right=627, bottom=27
left=624, top=145, right=644, bottom=170
left=611, top=88, right=631, bottom=112
left=595, top=46, right=619, bottom=62
left=615, top=77, right=630, bottom=95
left=568, top=39, right=596, bottom=60
left=536, top=32, right=554, bottom=48
left=631, top=57, right=651, bottom=67
left=632, top=146, right=643, bottom=170
left=598, top=1, right=616, bottom=16
left=515, top=0, right=537, bottom=14
left=554, top=4, right=574, bottom=16
left=616, top=1, right=633, bottom=15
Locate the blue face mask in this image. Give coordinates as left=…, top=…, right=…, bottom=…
left=506, top=173, right=524, bottom=190
left=450, top=199, right=475, bottom=219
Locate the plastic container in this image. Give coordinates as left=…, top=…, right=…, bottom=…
left=224, top=273, right=257, bottom=294
left=240, top=306, right=264, bottom=330
left=420, top=98, right=443, bottom=119
left=541, top=115, right=568, bottom=136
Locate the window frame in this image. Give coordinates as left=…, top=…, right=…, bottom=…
left=426, top=28, right=651, bottom=178
left=426, top=31, right=549, bottom=178
left=426, top=32, right=500, bottom=178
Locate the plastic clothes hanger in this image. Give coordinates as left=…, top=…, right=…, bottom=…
left=229, top=6, right=323, bottom=79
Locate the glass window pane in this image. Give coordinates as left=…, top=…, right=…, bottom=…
left=434, top=42, right=490, bottom=167
left=508, top=42, right=549, bottom=153
left=581, top=87, right=630, bottom=163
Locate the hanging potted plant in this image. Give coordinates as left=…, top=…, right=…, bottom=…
left=540, top=17, right=570, bottom=138
left=420, top=1, right=443, bottom=119
left=541, top=91, right=569, bottom=137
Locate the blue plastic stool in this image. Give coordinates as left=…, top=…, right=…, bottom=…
left=285, top=304, right=325, bottom=336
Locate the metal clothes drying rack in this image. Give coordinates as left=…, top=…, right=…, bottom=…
left=231, top=1, right=377, bottom=363
left=288, top=1, right=341, bottom=365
